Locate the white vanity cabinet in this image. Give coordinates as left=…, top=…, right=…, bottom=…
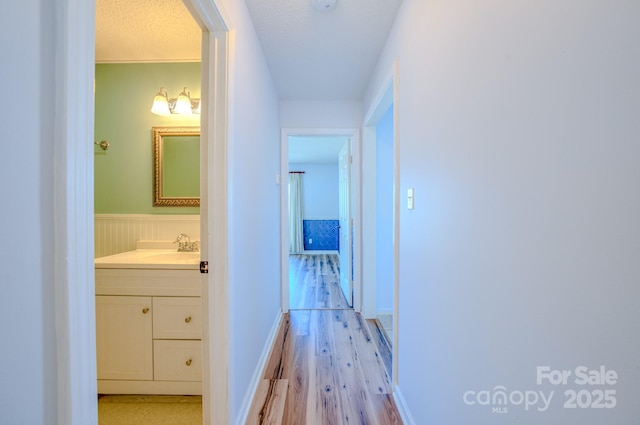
left=95, top=267, right=202, bottom=395
left=96, top=296, right=153, bottom=381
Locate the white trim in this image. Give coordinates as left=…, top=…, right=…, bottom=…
left=302, top=250, right=340, bottom=255
left=94, top=213, right=200, bottom=221
left=280, top=129, right=290, bottom=313
left=361, top=124, right=377, bottom=319
left=95, top=59, right=201, bottom=64
left=393, top=385, right=416, bottom=425
left=281, top=128, right=362, bottom=313
left=97, top=380, right=202, bottom=395
left=235, top=312, right=284, bottom=425
left=351, top=130, right=363, bottom=313
left=184, top=1, right=234, bottom=424
left=391, top=60, right=401, bottom=389
left=54, top=0, right=97, bottom=424
left=362, top=61, right=400, bottom=387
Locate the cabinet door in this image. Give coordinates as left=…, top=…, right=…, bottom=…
left=153, top=297, right=202, bottom=339
left=96, top=296, right=153, bottom=381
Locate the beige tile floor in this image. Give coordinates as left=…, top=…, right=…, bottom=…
left=98, top=395, right=202, bottom=425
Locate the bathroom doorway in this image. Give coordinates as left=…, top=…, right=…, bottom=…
left=56, top=1, right=231, bottom=424
left=94, top=0, right=204, bottom=421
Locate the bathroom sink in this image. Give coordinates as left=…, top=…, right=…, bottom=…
left=140, top=251, right=200, bottom=263
left=95, top=249, right=200, bottom=270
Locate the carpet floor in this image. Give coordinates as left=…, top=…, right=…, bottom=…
left=98, top=395, right=202, bottom=425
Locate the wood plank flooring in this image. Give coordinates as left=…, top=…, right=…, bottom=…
left=366, top=319, right=393, bottom=380
left=290, top=254, right=349, bottom=309
left=248, top=253, right=399, bottom=424
left=247, top=310, right=401, bottom=424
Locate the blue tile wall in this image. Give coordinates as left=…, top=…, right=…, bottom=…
left=303, top=220, right=339, bottom=251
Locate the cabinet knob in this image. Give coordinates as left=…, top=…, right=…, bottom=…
left=185, top=359, right=192, bottom=366
left=185, top=316, right=192, bottom=323
left=142, top=307, right=150, bottom=314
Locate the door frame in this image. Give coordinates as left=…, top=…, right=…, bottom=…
left=362, top=61, right=400, bottom=385
left=338, top=139, right=354, bottom=307
left=53, top=1, right=232, bottom=424
left=280, top=128, right=362, bottom=313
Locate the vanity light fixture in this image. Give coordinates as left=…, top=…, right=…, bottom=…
left=151, top=86, right=200, bottom=116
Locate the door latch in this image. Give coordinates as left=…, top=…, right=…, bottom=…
left=200, top=261, right=209, bottom=274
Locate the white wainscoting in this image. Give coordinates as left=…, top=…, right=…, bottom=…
left=95, top=214, right=200, bottom=258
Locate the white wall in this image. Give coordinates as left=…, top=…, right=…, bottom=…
left=220, top=0, right=282, bottom=420
left=365, top=1, right=640, bottom=423
left=0, top=1, right=57, bottom=423
left=0, top=1, right=278, bottom=423
left=280, top=100, right=362, bottom=128
left=289, top=163, right=339, bottom=220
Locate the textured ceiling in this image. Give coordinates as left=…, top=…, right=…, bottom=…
left=245, top=0, right=403, bottom=101
left=96, top=0, right=402, bottom=101
left=95, top=0, right=201, bottom=62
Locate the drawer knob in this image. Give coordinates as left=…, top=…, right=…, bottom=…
left=142, top=307, right=150, bottom=314
left=185, top=316, right=192, bottom=323
left=186, top=359, right=192, bottom=366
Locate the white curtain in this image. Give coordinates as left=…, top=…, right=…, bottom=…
left=289, top=173, right=304, bottom=253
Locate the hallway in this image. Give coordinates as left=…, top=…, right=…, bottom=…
left=289, top=254, right=349, bottom=310
left=247, top=255, right=401, bottom=424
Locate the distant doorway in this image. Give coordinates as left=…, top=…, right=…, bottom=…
left=281, top=130, right=361, bottom=313
left=287, top=135, right=350, bottom=309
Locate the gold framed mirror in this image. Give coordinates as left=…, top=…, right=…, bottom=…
left=152, top=126, right=200, bottom=207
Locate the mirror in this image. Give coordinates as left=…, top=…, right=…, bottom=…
left=152, top=126, right=200, bottom=207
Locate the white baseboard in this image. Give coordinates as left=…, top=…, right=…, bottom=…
left=235, top=311, right=283, bottom=425
left=302, top=250, right=339, bottom=255
left=393, top=385, right=416, bottom=425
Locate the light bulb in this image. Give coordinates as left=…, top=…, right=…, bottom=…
left=151, top=87, right=171, bottom=116
left=174, top=87, right=193, bottom=115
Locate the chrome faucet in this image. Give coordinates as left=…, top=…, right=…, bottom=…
left=174, top=233, right=199, bottom=252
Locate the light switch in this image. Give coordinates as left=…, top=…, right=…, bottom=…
left=407, top=188, right=415, bottom=210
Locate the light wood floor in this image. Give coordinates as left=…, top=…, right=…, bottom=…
left=366, top=318, right=393, bottom=380
left=248, top=254, right=401, bottom=424
left=290, top=254, right=349, bottom=309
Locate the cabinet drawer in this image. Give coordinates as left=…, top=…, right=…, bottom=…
left=153, top=297, right=202, bottom=339
left=154, top=340, right=202, bottom=382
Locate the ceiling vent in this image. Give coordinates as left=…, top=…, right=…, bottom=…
left=311, top=0, right=337, bottom=11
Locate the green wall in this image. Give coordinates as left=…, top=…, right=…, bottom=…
left=94, top=63, right=201, bottom=214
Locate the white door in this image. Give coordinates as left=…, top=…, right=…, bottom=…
left=338, top=140, right=353, bottom=306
